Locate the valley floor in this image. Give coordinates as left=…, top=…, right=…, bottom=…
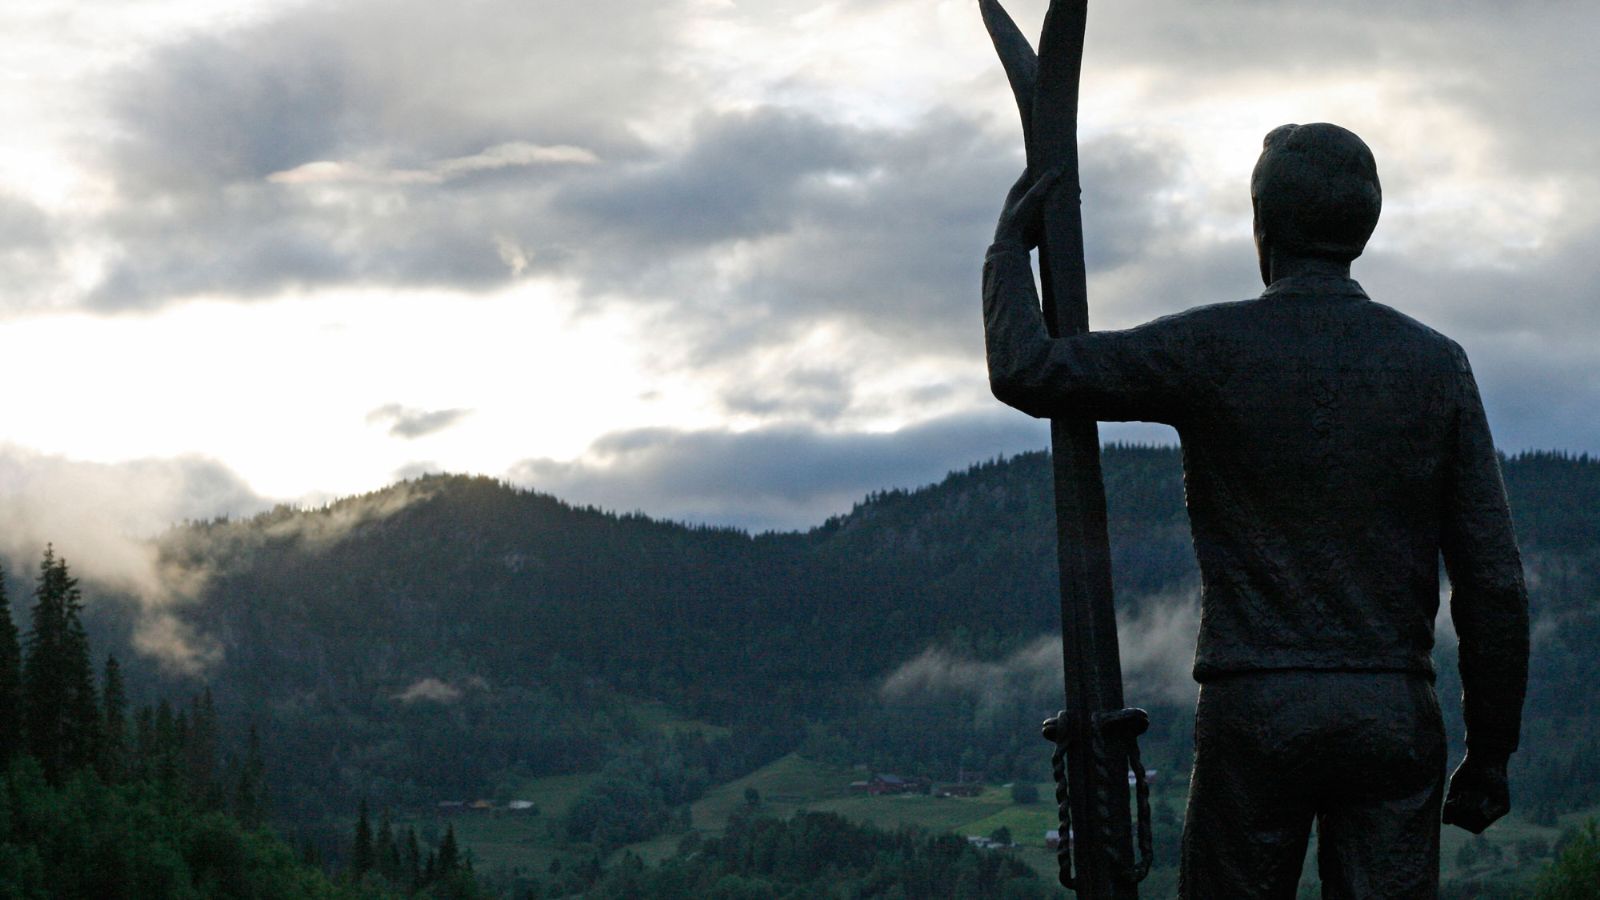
left=390, top=750, right=1593, bottom=896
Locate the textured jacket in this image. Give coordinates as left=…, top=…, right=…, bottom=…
left=982, top=240, right=1529, bottom=755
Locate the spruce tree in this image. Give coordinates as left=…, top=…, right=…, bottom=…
left=403, top=826, right=422, bottom=888
left=60, top=559, right=100, bottom=774
left=233, top=724, right=266, bottom=827
left=0, top=561, right=21, bottom=762
left=352, top=798, right=375, bottom=878
left=22, top=545, right=91, bottom=781
left=377, top=809, right=400, bottom=882
left=133, top=704, right=155, bottom=780
left=98, top=655, right=128, bottom=782
left=22, top=547, right=100, bottom=779
left=174, top=707, right=190, bottom=763
left=153, top=698, right=179, bottom=789
left=438, top=823, right=460, bottom=874
left=185, top=689, right=220, bottom=807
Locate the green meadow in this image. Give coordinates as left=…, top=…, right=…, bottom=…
left=413, top=745, right=1593, bottom=898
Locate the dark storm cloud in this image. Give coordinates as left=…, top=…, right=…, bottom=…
left=108, top=33, right=350, bottom=193
left=720, top=367, right=854, bottom=421
left=508, top=411, right=1052, bottom=532
left=0, top=192, right=55, bottom=252
left=535, top=108, right=1028, bottom=364
left=554, top=109, right=867, bottom=248
left=104, top=0, right=678, bottom=190
left=90, top=188, right=530, bottom=307
left=692, top=112, right=1017, bottom=349
left=571, top=112, right=1188, bottom=366
left=86, top=0, right=692, bottom=309
left=0, top=193, right=61, bottom=304
left=366, top=404, right=473, bottom=439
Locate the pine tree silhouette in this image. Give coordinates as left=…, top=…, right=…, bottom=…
left=0, top=562, right=21, bottom=763
left=98, top=655, right=128, bottom=781
left=22, top=546, right=99, bottom=782
left=352, top=798, right=375, bottom=877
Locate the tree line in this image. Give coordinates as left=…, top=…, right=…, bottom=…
left=577, top=810, right=1052, bottom=899
left=0, top=545, right=263, bottom=812
left=346, top=800, right=480, bottom=898
left=0, top=544, right=485, bottom=899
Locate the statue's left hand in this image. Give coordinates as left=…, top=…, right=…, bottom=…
left=993, top=166, right=1061, bottom=248
left=1040, top=711, right=1065, bottom=743
left=1442, top=752, right=1511, bottom=834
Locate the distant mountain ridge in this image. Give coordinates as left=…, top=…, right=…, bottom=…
left=69, top=446, right=1600, bottom=817
left=106, top=446, right=1599, bottom=708
left=150, top=447, right=1197, bottom=699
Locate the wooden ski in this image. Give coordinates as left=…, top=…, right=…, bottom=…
left=978, top=1, right=1152, bottom=894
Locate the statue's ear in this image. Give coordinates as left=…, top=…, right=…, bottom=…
left=1253, top=207, right=1272, bottom=287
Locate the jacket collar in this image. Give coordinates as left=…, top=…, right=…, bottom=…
left=1261, top=274, right=1369, bottom=300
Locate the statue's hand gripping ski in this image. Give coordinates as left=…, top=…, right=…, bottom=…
left=978, top=3, right=1530, bottom=898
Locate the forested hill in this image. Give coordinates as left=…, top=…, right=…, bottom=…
left=78, top=447, right=1600, bottom=821
left=140, top=446, right=1201, bottom=716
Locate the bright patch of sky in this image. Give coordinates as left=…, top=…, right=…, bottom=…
left=0, top=280, right=718, bottom=500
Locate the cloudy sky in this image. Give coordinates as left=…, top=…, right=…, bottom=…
left=0, top=0, right=1594, bottom=539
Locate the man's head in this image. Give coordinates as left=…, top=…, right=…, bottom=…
left=1251, top=123, right=1381, bottom=283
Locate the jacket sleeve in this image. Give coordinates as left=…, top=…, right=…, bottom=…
left=1440, top=346, right=1530, bottom=758
left=982, top=240, right=1192, bottom=424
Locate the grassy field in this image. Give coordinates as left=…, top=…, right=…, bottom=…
left=432, top=813, right=560, bottom=876
left=393, top=706, right=736, bottom=878
left=670, top=754, right=1035, bottom=839
left=389, top=771, right=597, bottom=878
left=501, top=771, right=600, bottom=817
left=413, top=747, right=1591, bottom=895
left=622, top=753, right=1195, bottom=893
left=619, top=754, right=1074, bottom=875
left=621, top=753, right=856, bottom=865
left=369, top=695, right=1594, bottom=892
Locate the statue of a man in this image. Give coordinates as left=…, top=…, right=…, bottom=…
left=982, top=123, right=1530, bottom=898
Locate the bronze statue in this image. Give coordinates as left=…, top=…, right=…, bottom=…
left=983, top=116, right=1531, bottom=900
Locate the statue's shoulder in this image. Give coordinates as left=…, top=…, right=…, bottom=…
left=1139, top=298, right=1272, bottom=339
left=1148, top=291, right=1468, bottom=374
left=1146, top=297, right=1260, bottom=328
left=1357, top=297, right=1471, bottom=371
